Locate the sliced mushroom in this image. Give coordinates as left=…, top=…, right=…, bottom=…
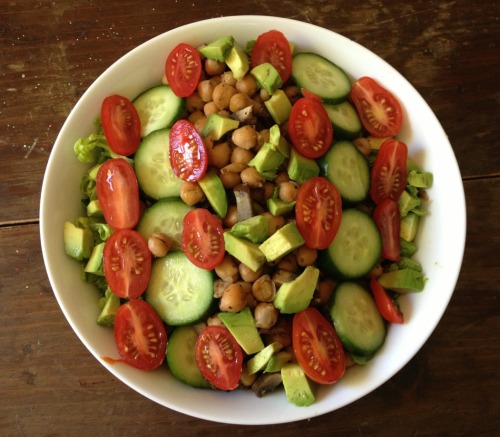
left=251, top=372, right=283, bottom=398
left=231, top=105, right=256, bottom=124
left=233, top=183, right=254, bottom=222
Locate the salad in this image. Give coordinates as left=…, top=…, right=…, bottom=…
left=63, top=29, right=433, bottom=406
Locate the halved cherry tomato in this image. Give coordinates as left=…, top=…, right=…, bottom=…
left=114, top=299, right=167, bottom=370
left=195, top=325, right=243, bottom=390
left=370, top=139, right=408, bottom=205
left=350, top=76, right=403, bottom=138
left=251, top=29, right=292, bottom=83
left=295, top=177, right=342, bottom=250
left=181, top=208, right=225, bottom=270
left=288, top=97, right=333, bottom=159
left=169, top=119, right=208, bottom=182
left=96, top=158, right=140, bottom=229
left=165, top=42, right=202, bottom=97
left=103, top=229, right=152, bottom=299
left=293, top=307, right=346, bottom=384
left=373, top=198, right=401, bottom=262
left=370, top=277, right=404, bottom=324
left=101, top=94, right=141, bottom=156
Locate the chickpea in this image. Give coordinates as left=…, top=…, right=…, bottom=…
left=240, top=365, right=258, bottom=387
left=232, top=125, right=258, bottom=150
left=193, top=116, right=207, bottom=134
left=274, top=171, right=290, bottom=185
left=257, top=129, right=270, bottom=147
left=261, top=212, right=285, bottom=236
left=235, top=75, right=258, bottom=96
left=188, top=110, right=205, bottom=124
left=212, top=83, right=237, bottom=110
left=213, top=279, right=230, bottom=298
left=220, top=71, right=237, bottom=86
left=254, top=303, right=279, bottom=329
left=148, top=232, right=173, bottom=258
left=219, top=282, right=247, bottom=313
left=245, top=291, right=258, bottom=309
left=229, top=93, right=254, bottom=113
left=278, top=181, right=299, bottom=202
left=296, top=245, right=318, bottom=267
left=272, top=269, right=297, bottom=288
left=197, top=79, right=216, bottom=102
left=207, top=141, right=231, bottom=168
left=207, top=313, right=225, bottom=327
left=284, top=85, right=301, bottom=105
left=239, top=263, right=263, bottom=283
left=240, top=166, right=264, bottom=188
left=313, top=278, right=336, bottom=306
left=369, top=263, right=384, bottom=278
left=219, top=170, right=242, bottom=189
left=179, top=181, right=205, bottom=206
left=231, top=146, right=254, bottom=165
left=185, top=92, right=205, bottom=113
left=263, top=181, right=275, bottom=200
left=223, top=205, right=239, bottom=228
left=259, top=88, right=271, bottom=102
left=276, top=254, right=298, bottom=273
left=215, top=255, right=239, bottom=283
left=204, top=101, right=220, bottom=118
left=353, top=137, right=372, bottom=157
left=205, top=58, right=226, bottom=76
left=252, top=274, right=276, bottom=302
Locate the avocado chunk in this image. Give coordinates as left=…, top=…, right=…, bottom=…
left=281, top=363, right=316, bottom=407
left=408, top=169, right=433, bottom=188
left=269, top=123, right=290, bottom=158
left=398, top=190, right=421, bottom=218
left=265, top=89, right=293, bottom=125
left=287, top=147, right=320, bottom=183
left=400, top=238, right=418, bottom=258
left=198, top=35, right=234, bottom=62
left=224, top=232, right=266, bottom=272
left=203, top=113, right=240, bottom=141
left=225, top=43, right=249, bottom=80
left=231, top=215, right=269, bottom=244
left=248, top=142, right=286, bottom=180
left=264, top=350, right=293, bottom=373
left=377, top=268, right=426, bottom=293
left=267, top=197, right=296, bottom=216
left=251, top=62, right=283, bottom=95
left=273, top=265, right=320, bottom=314
left=198, top=170, right=227, bottom=218
left=259, top=222, right=305, bottom=262
left=400, top=212, right=420, bottom=241
left=246, top=342, right=283, bottom=375
left=97, top=290, right=121, bottom=327
left=84, top=242, right=105, bottom=275
left=218, top=307, right=264, bottom=355
left=86, top=199, right=103, bottom=217
left=63, top=221, right=94, bottom=261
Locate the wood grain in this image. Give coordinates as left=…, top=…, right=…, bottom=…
left=1, top=0, right=499, bottom=435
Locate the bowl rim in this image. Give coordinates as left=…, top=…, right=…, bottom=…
left=40, top=14, right=467, bottom=425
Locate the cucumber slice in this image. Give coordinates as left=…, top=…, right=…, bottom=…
left=292, top=53, right=351, bottom=104
left=137, top=198, right=193, bottom=251
left=134, top=128, right=182, bottom=200
left=167, top=325, right=210, bottom=388
left=328, top=281, right=386, bottom=356
left=323, top=101, right=362, bottom=139
left=318, top=208, right=381, bottom=279
left=318, top=140, right=370, bottom=204
left=145, top=251, right=215, bottom=326
left=133, top=85, right=185, bottom=137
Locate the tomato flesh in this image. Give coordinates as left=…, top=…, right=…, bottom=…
left=165, top=43, right=202, bottom=98
left=169, top=119, right=208, bottom=182
left=370, top=277, right=404, bottom=324
left=293, top=307, right=346, bottom=384
left=350, top=76, right=403, bottom=138
left=295, top=177, right=342, bottom=250
left=101, top=94, right=141, bottom=156
left=195, top=325, right=243, bottom=390
left=114, top=299, right=167, bottom=370
left=103, top=229, right=152, bottom=299
left=370, top=139, right=408, bottom=205
left=288, top=97, right=333, bottom=159
left=96, top=158, right=141, bottom=230
left=182, top=208, right=225, bottom=270
left=373, top=198, right=401, bottom=262
left=251, top=30, right=293, bottom=83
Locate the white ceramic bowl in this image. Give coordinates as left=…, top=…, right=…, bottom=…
left=40, top=15, right=466, bottom=425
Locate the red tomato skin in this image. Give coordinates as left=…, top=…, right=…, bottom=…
left=370, top=139, right=408, bottom=205
left=295, top=177, right=342, bottom=250
left=251, top=29, right=293, bottom=83
left=288, top=97, right=333, bottom=159
left=101, top=94, right=141, bottom=156
left=114, top=299, right=167, bottom=370
left=103, top=229, right=152, bottom=299
left=169, top=120, right=208, bottom=182
left=181, top=208, right=225, bottom=270
left=370, top=277, right=404, bottom=324
left=96, top=158, right=140, bottom=230
left=165, top=43, right=202, bottom=98
left=293, top=307, right=346, bottom=384
left=373, top=198, right=401, bottom=262
left=350, top=76, right=403, bottom=138
left=195, top=325, right=243, bottom=390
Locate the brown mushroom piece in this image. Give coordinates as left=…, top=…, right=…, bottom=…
left=233, top=183, right=254, bottom=221
left=251, top=372, right=283, bottom=398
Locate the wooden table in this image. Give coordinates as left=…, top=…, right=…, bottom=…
left=2, top=1, right=499, bottom=435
